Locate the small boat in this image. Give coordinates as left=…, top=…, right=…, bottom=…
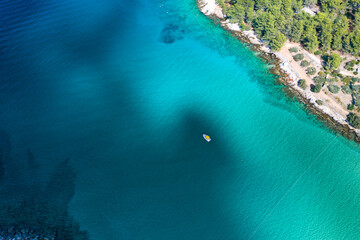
left=203, top=134, right=211, bottom=142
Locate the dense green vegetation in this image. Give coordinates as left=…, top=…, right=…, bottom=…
left=222, top=0, right=360, bottom=53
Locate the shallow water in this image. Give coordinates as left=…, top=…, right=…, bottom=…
left=1, top=0, right=360, bottom=239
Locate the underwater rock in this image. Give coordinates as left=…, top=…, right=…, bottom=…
left=159, top=24, right=184, bottom=44
left=0, top=227, right=55, bottom=240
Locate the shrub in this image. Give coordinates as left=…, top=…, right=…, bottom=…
left=313, top=76, right=326, bottom=85
left=314, top=50, right=322, bottom=55
left=306, top=67, right=316, bottom=75
left=345, top=60, right=356, bottom=68
left=354, top=71, right=359, bottom=75
left=342, top=76, right=352, bottom=85
left=357, top=60, right=360, bottom=64
left=327, top=84, right=340, bottom=94
left=316, top=100, right=323, bottom=105
left=311, top=84, right=322, bottom=93
left=327, top=78, right=336, bottom=83
left=348, top=104, right=355, bottom=110
left=341, top=85, right=352, bottom=94
left=347, top=113, right=360, bottom=128
left=298, top=79, right=307, bottom=89
left=352, top=77, right=360, bottom=83
left=351, top=85, right=360, bottom=92
left=354, top=92, right=360, bottom=100
left=300, top=60, right=310, bottom=67
left=289, top=47, right=298, bottom=53
left=355, top=99, right=360, bottom=107
left=330, top=70, right=339, bottom=77
left=318, top=71, right=326, bottom=77
left=293, top=53, right=304, bottom=61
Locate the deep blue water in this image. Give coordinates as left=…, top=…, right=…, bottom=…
left=1, top=0, right=360, bottom=239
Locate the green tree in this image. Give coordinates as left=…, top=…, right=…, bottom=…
left=318, top=16, right=333, bottom=51
left=290, top=20, right=304, bottom=42
left=348, top=0, right=360, bottom=11
left=281, top=0, right=293, bottom=18
left=351, top=29, right=360, bottom=54
left=343, top=34, right=353, bottom=53
left=228, top=3, right=246, bottom=23
left=303, top=0, right=317, bottom=7
left=331, top=16, right=348, bottom=50
left=324, top=52, right=342, bottom=70
left=246, top=7, right=255, bottom=25
left=254, top=0, right=270, bottom=10
left=253, top=11, right=277, bottom=40
left=270, top=32, right=286, bottom=51
left=292, top=0, right=303, bottom=12
left=319, top=0, right=343, bottom=12
left=302, top=25, right=319, bottom=52
left=354, top=12, right=360, bottom=29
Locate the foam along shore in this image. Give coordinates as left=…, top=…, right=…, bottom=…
left=197, top=0, right=360, bottom=139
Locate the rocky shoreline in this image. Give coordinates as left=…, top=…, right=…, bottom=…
left=197, top=0, right=360, bottom=143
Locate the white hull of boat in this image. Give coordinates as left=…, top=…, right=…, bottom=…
left=203, top=134, right=211, bottom=142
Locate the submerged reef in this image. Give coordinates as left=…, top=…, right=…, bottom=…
left=0, top=227, right=55, bottom=240
left=0, top=131, right=89, bottom=240
left=159, top=24, right=184, bottom=44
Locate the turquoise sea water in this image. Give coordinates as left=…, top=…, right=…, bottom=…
left=1, top=0, right=360, bottom=239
